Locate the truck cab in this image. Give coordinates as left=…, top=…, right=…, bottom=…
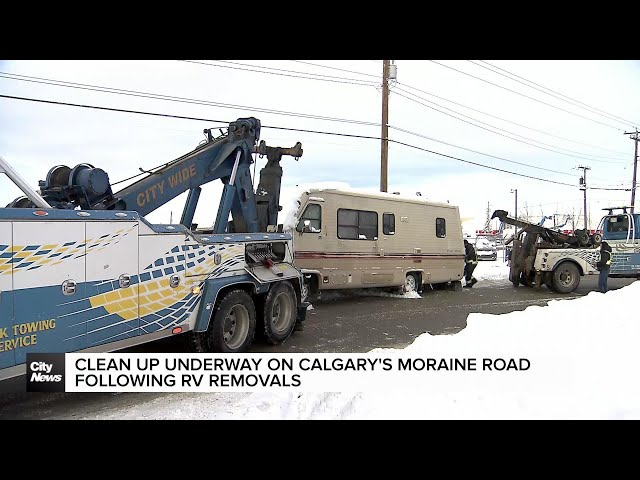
left=599, top=209, right=640, bottom=277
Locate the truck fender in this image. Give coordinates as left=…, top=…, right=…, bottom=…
left=193, top=275, right=263, bottom=332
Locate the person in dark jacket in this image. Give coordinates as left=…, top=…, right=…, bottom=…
left=463, top=239, right=478, bottom=287
left=597, top=241, right=612, bottom=293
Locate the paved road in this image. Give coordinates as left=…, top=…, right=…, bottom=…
left=0, top=273, right=635, bottom=418
left=132, top=274, right=637, bottom=353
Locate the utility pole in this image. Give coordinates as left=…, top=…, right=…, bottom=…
left=578, top=165, right=590, bottom=230
left=624, top=128, right=639, bottom=213
left=510, top=188, right=518, bottom=220
left=380, top=60, right=390, bottom=192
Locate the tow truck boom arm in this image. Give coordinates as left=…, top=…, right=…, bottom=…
left=7, top=117, right=303, bottom=234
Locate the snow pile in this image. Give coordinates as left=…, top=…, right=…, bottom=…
left=317, top=288, right=422, bottom=302
left=355, top=280, right=640, bottom=419
left=381, top=290, right=422, bottom=299
left=77, top=277, right=640, bottom=420
left=471, top=260, right=510, bottom=282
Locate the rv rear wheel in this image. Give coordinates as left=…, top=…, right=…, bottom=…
left=552, top=262, right=580, bottom=293
left=262, top=281, right=297, bottom=345
left=300, top=276, right=313, bottom=302
left=451, top=280, right=463, bottom=292
left=190, top=289, right=256, bottom=353
left=404, top=273, right=419, bottom=293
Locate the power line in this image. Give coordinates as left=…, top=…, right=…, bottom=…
left=390, top=139, right=576, bottom=187
left=475, top=60, right=640, bottom=128
left=289, top=60, right=380, bottom=78
left=428, top=60, right=625, bottom=131
left=181, top=60, right=378, bottom=86
left=0, top=94, right=382, bottom=141
left=5, top=68, right=626, bottom=171
left=469, top=60, right=634, bottom=127
left=393, top=88, right=627, bottom=164
left=209, top=60, right=380, bottom=83
left=0, top=71, right=379, bottom=127
left=395, top=86, right=626, bottom=162
left=257, top=60, right=632, bottom=158
left=4, top=67, right=627, bottom=167
left=0, top=93, right=231, bottom=124
left=395, top=80, right=629, bottom=157
left=389, top=124, right=576, bottom=177
left=0, top=93, right=631, bottom=191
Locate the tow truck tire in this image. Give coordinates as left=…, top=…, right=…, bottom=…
left=544, top=274, right=557, bottom=292
left=262, top=281, right=297, bottom=345
left=190, top=289, right=256, bottom=353
left=552, top=262, right=581, bottom=293
left=520, top=273, right=534, bottom=287
left=509, top=263, right=520, bottom=288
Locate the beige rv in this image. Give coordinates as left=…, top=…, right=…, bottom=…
left=291, top=189, right=465, bottom=299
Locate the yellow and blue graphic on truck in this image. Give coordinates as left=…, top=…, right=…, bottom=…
left=0, top=229, right=131, bottom=273
left=0, top=235, right=244, bottom=369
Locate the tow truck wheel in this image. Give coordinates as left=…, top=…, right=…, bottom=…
left=543, top=274, right=557, bottom=292
left=509, top=263, right=520, bottom=288
left=262, top=281, right=297, bottom=345
left=552, top=262, right=580, bottom=293
left=190, top=289, right=256, bottom=353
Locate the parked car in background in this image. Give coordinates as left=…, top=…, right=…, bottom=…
left=475, top=235, right=497, bottom=261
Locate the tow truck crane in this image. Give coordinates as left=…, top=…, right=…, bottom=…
left=0, top=117, right=307, bottom=380
left=492, top=206, right=640, bottom=293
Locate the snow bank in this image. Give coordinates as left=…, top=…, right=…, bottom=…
left=81, top=277, right=640, bottom=420
left=471, top=259, right=510, bottom=282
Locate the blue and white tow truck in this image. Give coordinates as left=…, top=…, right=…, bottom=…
left=0, top=117, right=308, bottom=381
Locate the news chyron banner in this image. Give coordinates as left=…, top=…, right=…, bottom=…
left=25, top=351, right=570, bottom=394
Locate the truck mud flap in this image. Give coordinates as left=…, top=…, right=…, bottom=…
left=297, top=302, right=310, bottom=323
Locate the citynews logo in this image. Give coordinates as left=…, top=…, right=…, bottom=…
left=26, top=353, right=65, bottom=392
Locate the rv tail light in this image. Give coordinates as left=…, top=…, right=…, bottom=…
left=172, top=327, right=183, bottom=335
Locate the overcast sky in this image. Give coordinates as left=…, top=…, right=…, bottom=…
left=1, top=60, right=638, bottom=231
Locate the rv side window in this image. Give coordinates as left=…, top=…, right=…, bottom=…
left=296, top=204, right=322, bottom=232
left=337, top=208, right=378, bottom=240
left=383, top=213, right=395, bottom=235
left=436, top=217, right=446, bottom=238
